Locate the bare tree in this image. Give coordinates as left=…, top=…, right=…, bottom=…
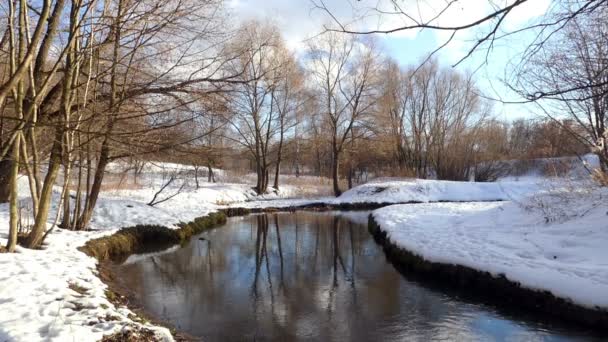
left=225, top=21, right=295, bottom=194
left=375, top=58, right=489, bottom=180
left=315, top=0, right=607, bottom=71
left=307, top=33, right=380, bottom=196
left=1, top=0, right=241, bottom=249
left=514, top=6, right=608, bottom=171
left=272, top=54, right=306, bottom=190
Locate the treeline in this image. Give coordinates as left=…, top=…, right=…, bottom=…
left=0, top=1, right=606, bottom=251
left=204, top=22, right=602, bottom=195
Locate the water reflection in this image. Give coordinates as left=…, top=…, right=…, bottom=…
left=115, top=211, right=600, bottom=342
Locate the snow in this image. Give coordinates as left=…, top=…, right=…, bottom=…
left=335, top=178, right=540, bottom=203
left=0, top=229, right=174, bottom=342
left=372, top=186, right=608, bottom=310
left=0, top=175, right=298, bottom=342
left=240, top=178, right=542, bottom=208
left=0, top=158, right=606, bottom=341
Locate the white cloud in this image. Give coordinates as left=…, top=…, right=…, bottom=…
left=227, top=0, right=550, bottom=119
left=228, top=0, right=550, bottom=60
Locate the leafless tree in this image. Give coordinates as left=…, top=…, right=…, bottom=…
left=315, top=0, right=607, bottom=71
left=514, top=6, right=608, bottom=171
left=225, top=21, right=297, bottom=194
left=307, top=33, right=381, bottom=196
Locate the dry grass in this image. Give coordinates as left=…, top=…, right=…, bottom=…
left=68, top=282, right=89, bottom=295
left=592, top=169, right=608, bottom=186
left=220, top=170, right=337, bottom=196
left=101, top=327, right=158, bottom=342
left=79, top=212, right=226, bottom=262
left=541, top=159, right=575, bottom=177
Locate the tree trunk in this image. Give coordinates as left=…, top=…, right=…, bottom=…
left=59, top=162, right=71, bottom=228
left=20, top=134, right=39, bottom=217
left=273, top=134, right=284, bottom=190
left=6, top=138, right=20, bottom=252
left=75, top=139, right=110, bottom=231
left=261, top=166, right=269, bottom=194
left=71, top=148, right=84, bottom=231
left=194, top=165, right=200, bottom=189
left=294, top=132, right=300, bottom=178
left=255, top=159, right=263, bottom=194
left=23, top=129, right=63, bottom=248
left=207, top=162, right=215, bottom=183
left=0, top=158, right=13, bottom=203
left=273, top=160, right=281, bottom=190
left=332, top=149, right=342, bottom=197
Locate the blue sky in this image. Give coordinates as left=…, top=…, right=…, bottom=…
left=228, top=0, right=552, bottom=121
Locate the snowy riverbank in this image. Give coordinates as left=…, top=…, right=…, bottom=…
left=0, top=177, right=297, bottom=341
left=371, top=186, right=608, bottom=312
left=0, top=173, right=605, bottom=341
left=236, top=178, right=545, bottom=210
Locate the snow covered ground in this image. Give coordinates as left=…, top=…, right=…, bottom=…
left=372, top=185, right=608, bottom=310
left=239, top=178, right=544, bottom=208
left=0, top=176, right=297, bottom=342
left=0, top=158, right=605, bottom=341
left=335, top=178, right=539, bottom=203
left=0, top=227, right=174, bottom=341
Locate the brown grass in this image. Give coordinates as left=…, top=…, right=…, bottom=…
left=541, top=159, right=575, bottom=177
left=79, top=212, right=226, bottom=262
left=101, top=327, right=158, bottom=342
left=68, top=282, right=89, bottom=295
left=592, top=169, right=608, bottom=186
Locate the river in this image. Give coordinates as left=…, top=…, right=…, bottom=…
left=112, top=211, right=601, bottom=341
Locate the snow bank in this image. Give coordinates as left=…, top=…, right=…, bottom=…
left=236, top=178, right=547, bottom=210
left=337, top=178, right=544, bottom=204
left=0, top=229, right=173, bottom=342
left=338, top=179, right=519, bottom=203
left=372, top=188, right=608, bottom=310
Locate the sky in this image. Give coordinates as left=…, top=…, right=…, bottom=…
left=227, top=0, right=553, bottom=121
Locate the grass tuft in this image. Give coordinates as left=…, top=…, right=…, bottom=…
left=79, top=212, right=226, bottom=262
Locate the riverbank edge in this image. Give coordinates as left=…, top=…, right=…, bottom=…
left=220, top=199, right=505, bottom=216
left=79, top=212, right=227, bottom=341
left=79, top=212, right=227, bottom=262
left=84, top=200, right=606, bottom=341
left=85, top=204, right=392, bottom=341
left=367, top=214, right=608, bottom=330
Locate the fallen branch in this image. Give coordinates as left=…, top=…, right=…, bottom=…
left=147, top=176, right=186, bottom=206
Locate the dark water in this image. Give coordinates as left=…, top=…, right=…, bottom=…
left=114, top=211, right=601, bottom=341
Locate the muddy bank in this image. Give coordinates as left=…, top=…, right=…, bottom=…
left=221, top=199, right=508, bottom=217
left=368, top=214, right=608, bottom=330
left=80, top=212, right=226, bottom=262
left=221, top=201, right=407, bottom=216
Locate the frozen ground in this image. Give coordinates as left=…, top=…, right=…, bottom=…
left=0, top=227, right=174, bottom=341
left=0, top=159, right=605, bottom=341
left=0, top=176, right=297, bottom=342
left=239, top=178, right=544, bottom=208
left=372, top=185, right=608, bottom=310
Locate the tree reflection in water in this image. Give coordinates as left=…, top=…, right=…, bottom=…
left=115, top=211, right=601, bottom=342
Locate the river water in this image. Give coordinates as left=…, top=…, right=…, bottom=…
left=113, top=211, right=602, bottom=341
